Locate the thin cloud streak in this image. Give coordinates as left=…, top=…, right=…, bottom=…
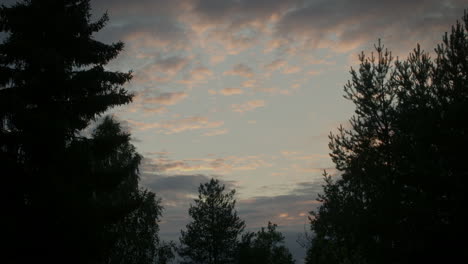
left=232, top=100, right=266, bottom=113
left=128, top=116, right=223, bottom=134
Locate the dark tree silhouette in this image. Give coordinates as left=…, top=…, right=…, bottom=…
left=155, top=241, right=177, bottom=264
left=237, top=222, right=295, bottom=264
left=306, top=11, right=468, bottom=264
left=105, top=189, right=162, bottom=264
left=87, top=116, right=169, bottom=264
left=0, top=1, right=134, bottom=263
left=179, top=178, right=245, bottom=264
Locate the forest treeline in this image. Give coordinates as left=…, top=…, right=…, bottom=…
left=305, top=10, right=468, bottom=264
left=1, top=0, right=467, bottom=264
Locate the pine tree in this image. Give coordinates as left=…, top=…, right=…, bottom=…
left=0, top=1, right=133, bottom=262
left=179, top=178, right=245, bottom=264
left=306, top=11, right=468, bottom=264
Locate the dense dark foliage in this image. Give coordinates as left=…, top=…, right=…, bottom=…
left=0, top=1, right=164, bottom=263
left=237, top=222, right=295, bottom=264
left=179, top=178, right=246, bottom=264
left=306, top=11, right=468, bottom=264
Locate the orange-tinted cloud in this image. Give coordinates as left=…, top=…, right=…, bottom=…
left=220, top=88, right=244, bottom=95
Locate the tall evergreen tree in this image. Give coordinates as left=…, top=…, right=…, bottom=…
left=0, top=1, right=132, bottom=262
left=306, top=11, right=468, bottom=264
left=179, top=178, right=245, bottom=264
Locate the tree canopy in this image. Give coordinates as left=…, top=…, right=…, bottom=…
left=237, top=222, right=295, bottom=264
left=179, top=178, right=246, bottom=264
left=306, top=11, right=468, bottom=264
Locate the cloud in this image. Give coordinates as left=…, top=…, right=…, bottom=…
left=140, top=92, right=188, bottom=106
left=142, top=154, right=272, bottom=174
left=263, top=59, right=301, bottom=77
left=180, top=0, right=302, bottom=55
left=144, top=174, right=212, bottom=195
left=224, top=63, right=255, bottom=78
left=180, top=66, right=213, bottom=86
left=127, top=116, right=223, bottom=134
left=256, top=87, right=291, bottom=95
left=154, top=56, right=191, bottom=75
left=92, top=0, right=187, bottom=16
left=94, top=0, right=465, bottom=68
left=156, top=116, right=223, bottom=134
left=140, top=170, right=241, bottom=220
left=242, top=80, right=258, bottom=88
left=282, top=65, right=302, bottom=74
left=264, top=59, right=287, bottom=71
left=128, top=91, right=187, bottom=114
left=220, top=88, right=244, bottom=95
left=141, top=106, right=168, bottom=114
left=133, top=55, right=192, bottom=85
left=209, top=88, right=244, bottom=96
left=146, top=159, right=228, bottom=173
left=187, top=0, right=301, bottom=28
left=307, top=70, right=322, bottom=76
left=237, top=181, right=325, bottom=230
left=274, top=0, right=464, bottom=54
left=96, top=16, right=189, bottom=52
left=232, top=100, right=266, bottom=113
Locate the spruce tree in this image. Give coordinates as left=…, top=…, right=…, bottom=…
left=179, top=178, right=245, bottom=264
left=0, top=1, right=132, bottom=263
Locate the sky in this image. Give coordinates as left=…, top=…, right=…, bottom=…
left=15, top=0, right=465, bottom=262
